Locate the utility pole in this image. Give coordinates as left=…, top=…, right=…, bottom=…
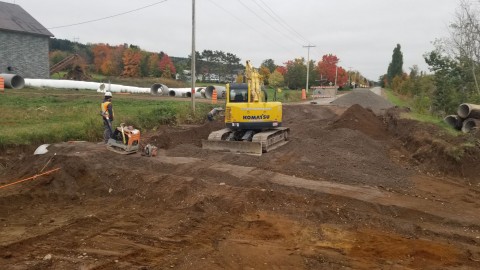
left=303, top=45, right=315, bottom=93
left=191, top=0, right=196, bottom=112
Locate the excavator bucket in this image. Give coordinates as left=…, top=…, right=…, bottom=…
left=201, top=139, right=263, bottom=156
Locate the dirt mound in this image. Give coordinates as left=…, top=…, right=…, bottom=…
left=165, top=105, right=413, bottom=191
left=145, top=120, right=224, bottom=149
left=330, top=104, right=389, bottom=140
left=331, top=89, right=394, bottom=115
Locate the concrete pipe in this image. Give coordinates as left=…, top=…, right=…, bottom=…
left=457, top=103, right=480, bottom=119
left=443, top=115, right=463, bottom=130
left=196, top=87, right=204, bottom=98
left=204, top=85, right=226, bottom=99
left=461, top=118, right=480, bottom=133
left=168, top=88, right=193, bottom=97
left=96, top=83, right=106, bottom=93
left=150, top=83, right=169, bottom=95
left=185, top=87, right=204, bottom=98
left=0, top=73, right=25, bottom=89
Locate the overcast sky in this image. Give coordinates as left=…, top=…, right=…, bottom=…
left=12, top=0, right=460, bottom=80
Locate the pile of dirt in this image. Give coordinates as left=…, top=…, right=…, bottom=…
left=331, top=89, right=394, bottom=115
left=145, top=120, right=224, bottom=149
left=330, top=104, right=389, bottom=140
left=165, top=105, right=413, bottom=191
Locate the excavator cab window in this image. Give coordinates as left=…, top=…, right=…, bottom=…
left=230, top=89, right=247, bottom=103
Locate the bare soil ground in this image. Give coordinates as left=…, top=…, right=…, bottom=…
left=1, top=102, right=480, bottom=269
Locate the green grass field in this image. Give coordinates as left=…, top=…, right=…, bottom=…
left=0, top=83, right=308, bottom=149
left=0, top=88, right=214, bottom=148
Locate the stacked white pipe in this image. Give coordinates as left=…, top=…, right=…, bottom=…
left=25, top=79, right=151, bottom=93
left=23, top=78, right=227, bottom=100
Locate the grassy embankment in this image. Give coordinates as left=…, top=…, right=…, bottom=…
left=384, top=88, right=458, bottom=134
left=0, top=88, right=214, bottom=149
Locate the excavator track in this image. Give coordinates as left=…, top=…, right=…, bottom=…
left=201, top=127, right=289, bottom=156
left=252, top=127, right=290, bottom=153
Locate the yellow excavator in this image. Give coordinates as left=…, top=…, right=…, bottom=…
left=202, top=60, right=289, bottom=155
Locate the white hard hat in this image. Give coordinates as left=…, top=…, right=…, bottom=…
left=104, top=91, right=112, bottom=97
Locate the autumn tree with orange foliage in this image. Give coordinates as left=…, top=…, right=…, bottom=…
left=275, top=66, right=287, bottom=76
left=121, top=48, right=142, bottom=77
left=91, top=44, right=110, bottom=74
left=316, top=54, right=348, bottom=86
left=159, top=54, right=176, bottom=79
left=259, top=65, right=271, bottom=85
left=317, top=54, right=339, bottom=84
left=91, top=44, right=126, bottom=76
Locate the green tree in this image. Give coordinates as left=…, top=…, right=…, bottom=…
left=268, top=70, right=284, bottom=88
left=307, top=59, right=318, bottom=88
left=147, top=53, right=161, bottom=77
left=139, top=51, right=149, bottom=77
left=49, top=50, right=69, bottom=66
left=424, top=50, right=464, bottom=114
left=284, top=58, right=306, bottom=89
left=387, top=44, right=404, bottom=85
left=224, top=52, right=242, bottom=78
left=261, top=59, right=277, bottom=72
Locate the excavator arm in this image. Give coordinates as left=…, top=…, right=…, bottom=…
left=245, top=60, right=262, bottom=102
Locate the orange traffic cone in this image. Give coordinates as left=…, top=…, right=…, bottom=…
left=0, top=76, right=4, bottom=94
left=212, top=89, right=217, bottom=104
left=301, top=89, right=306, bottom=100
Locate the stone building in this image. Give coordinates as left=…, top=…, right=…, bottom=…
left=0, top=1, right=53, bottom=78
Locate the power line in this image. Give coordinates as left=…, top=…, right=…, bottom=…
left=248, top=0, right=302, bottom=44
left=254, top=0, right=324, bottom=61
left=47, top=0, right=169, bottom=30
left=252, top=0, right=323, bottom=62
left=255, top=0, right=311, bottom=45
left=207, top=0, right=298, bottom=57
left=236, top=0, right=304, bottom=47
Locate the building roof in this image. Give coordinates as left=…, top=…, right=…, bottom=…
left=0, top=1, right=53, bottom=37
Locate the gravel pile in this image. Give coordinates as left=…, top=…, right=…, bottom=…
left=331, top=89, right=394, bottom=115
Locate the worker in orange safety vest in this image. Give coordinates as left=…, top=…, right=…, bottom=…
left=101, top=91, right=114, bottom=143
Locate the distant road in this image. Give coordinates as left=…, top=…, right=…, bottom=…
left=370, top=86, right=382, bottom=96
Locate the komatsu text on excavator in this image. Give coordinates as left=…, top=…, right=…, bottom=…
left=201, top=60, right=290, bottom=155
